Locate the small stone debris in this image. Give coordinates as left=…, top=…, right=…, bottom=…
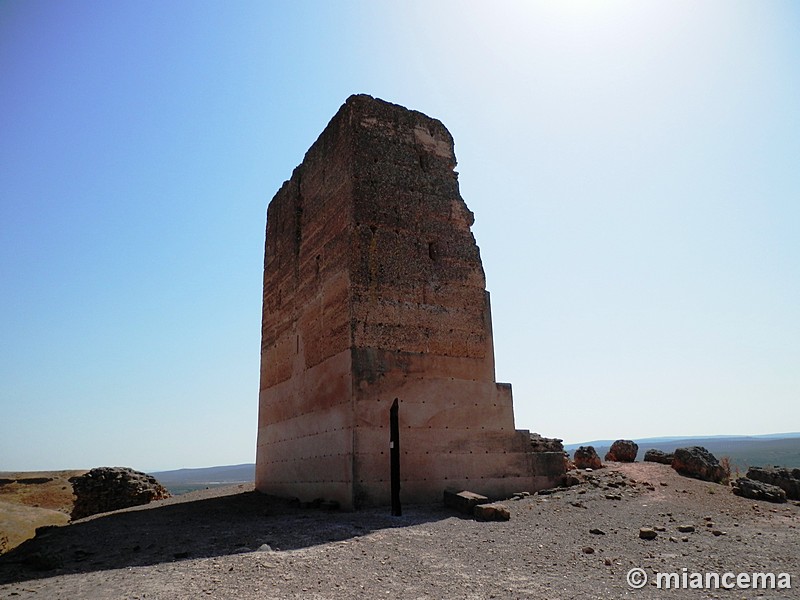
left=581, top=546, right=595, bottom=554
left=639, top=528, right=658, bottom=540
left=604, top=558, right=612, bottom=566
left=712, top=530, right=725, bottom=537
left=589, top=528, right=606, bottom=535
left=605, top=494, right=622, bottom=501
left=654, top=526, right=666, bottom=532
left=677, top=525, right=695, bottom=533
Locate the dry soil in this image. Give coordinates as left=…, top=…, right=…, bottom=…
left=0, top=462, right=797, bottom=599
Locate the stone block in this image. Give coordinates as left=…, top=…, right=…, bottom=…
left=473, top=503, right=511, bottom=521
left=443, top=489, right=489, bottom=515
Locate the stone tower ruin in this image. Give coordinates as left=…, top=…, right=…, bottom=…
left=256, top=95, right=563, bottom=509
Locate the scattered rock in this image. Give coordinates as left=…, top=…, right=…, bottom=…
left=573, top=446, right=602, bottom=470
left=473, top=503, right=510, bottom=522
left=677, top=525, right=695, bottom=533
left=605, top=494, right=622, bottom=501
left=581, top=546, right=594, bottom=554
left=745, top=467, right=800, bottom=501
left=732, top=477, right=787, bottom=503
left=643, top=449, right=674, bottom=465
left=671, top=447, right=727, bottom=483
left=69, top=467, right=171, bottom=520
left=654, top=526, right=666, bottom=532
left=604, top=440, right=638, bottom=462
left=561, top=475, right=581, bottom=488
left=712, top=530, right=725, bottom=536
left=639, top=528, right=657, bottom=540
left=589, top=528, right=606, bottom=535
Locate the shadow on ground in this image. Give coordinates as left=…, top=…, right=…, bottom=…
left=0, top=486, right=449, bottom=585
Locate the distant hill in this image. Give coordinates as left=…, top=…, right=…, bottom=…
left=564, top=433, right=800, bottom=472
left=149, top=464, right=255, bottom=495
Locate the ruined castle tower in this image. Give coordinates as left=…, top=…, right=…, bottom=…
left=256, top=95, right=562, bottom=509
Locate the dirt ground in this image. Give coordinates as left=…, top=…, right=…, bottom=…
left=0, top=462, right=797, bottom=599
left=0, top=471, right=85, bottom=554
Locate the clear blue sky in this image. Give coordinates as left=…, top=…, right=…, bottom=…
left=1, top=1, right=798, bottom=471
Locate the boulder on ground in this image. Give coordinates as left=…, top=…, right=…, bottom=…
left=643, top=449, right=674, bottom=464
left=69, top=467, right=171, bottom=520
left=573, top=446, right=602, bottom=470
left=732, top=477, right=787, bottom=503
left=746, top=467, right=800, bottom=501
left=671, top=447, right=726, bottom=484
left=604, top=440, right=638, bottom=462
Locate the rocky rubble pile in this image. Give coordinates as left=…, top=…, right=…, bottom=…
left=671, top=446, right=727, bottom=484
left=643, top=449, right=674, bottom=464
left=573, top=446, right=602, bottom=470
left=732, top=477, right=787, bottom=503
left=746, top=467, right=800, bottom=501
left=604, top=439, right=638, bottom=462
left=528, top=433, right=564, bottom=453
left=69, top=467, right=171, bottom=520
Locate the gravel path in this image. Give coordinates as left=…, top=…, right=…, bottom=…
left=1, top=463, right=797, bottom=599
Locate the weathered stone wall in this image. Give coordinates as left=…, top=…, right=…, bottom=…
left=256, top=95, right=562, bottom=508
left=257, top=107, right=355, bottom=506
